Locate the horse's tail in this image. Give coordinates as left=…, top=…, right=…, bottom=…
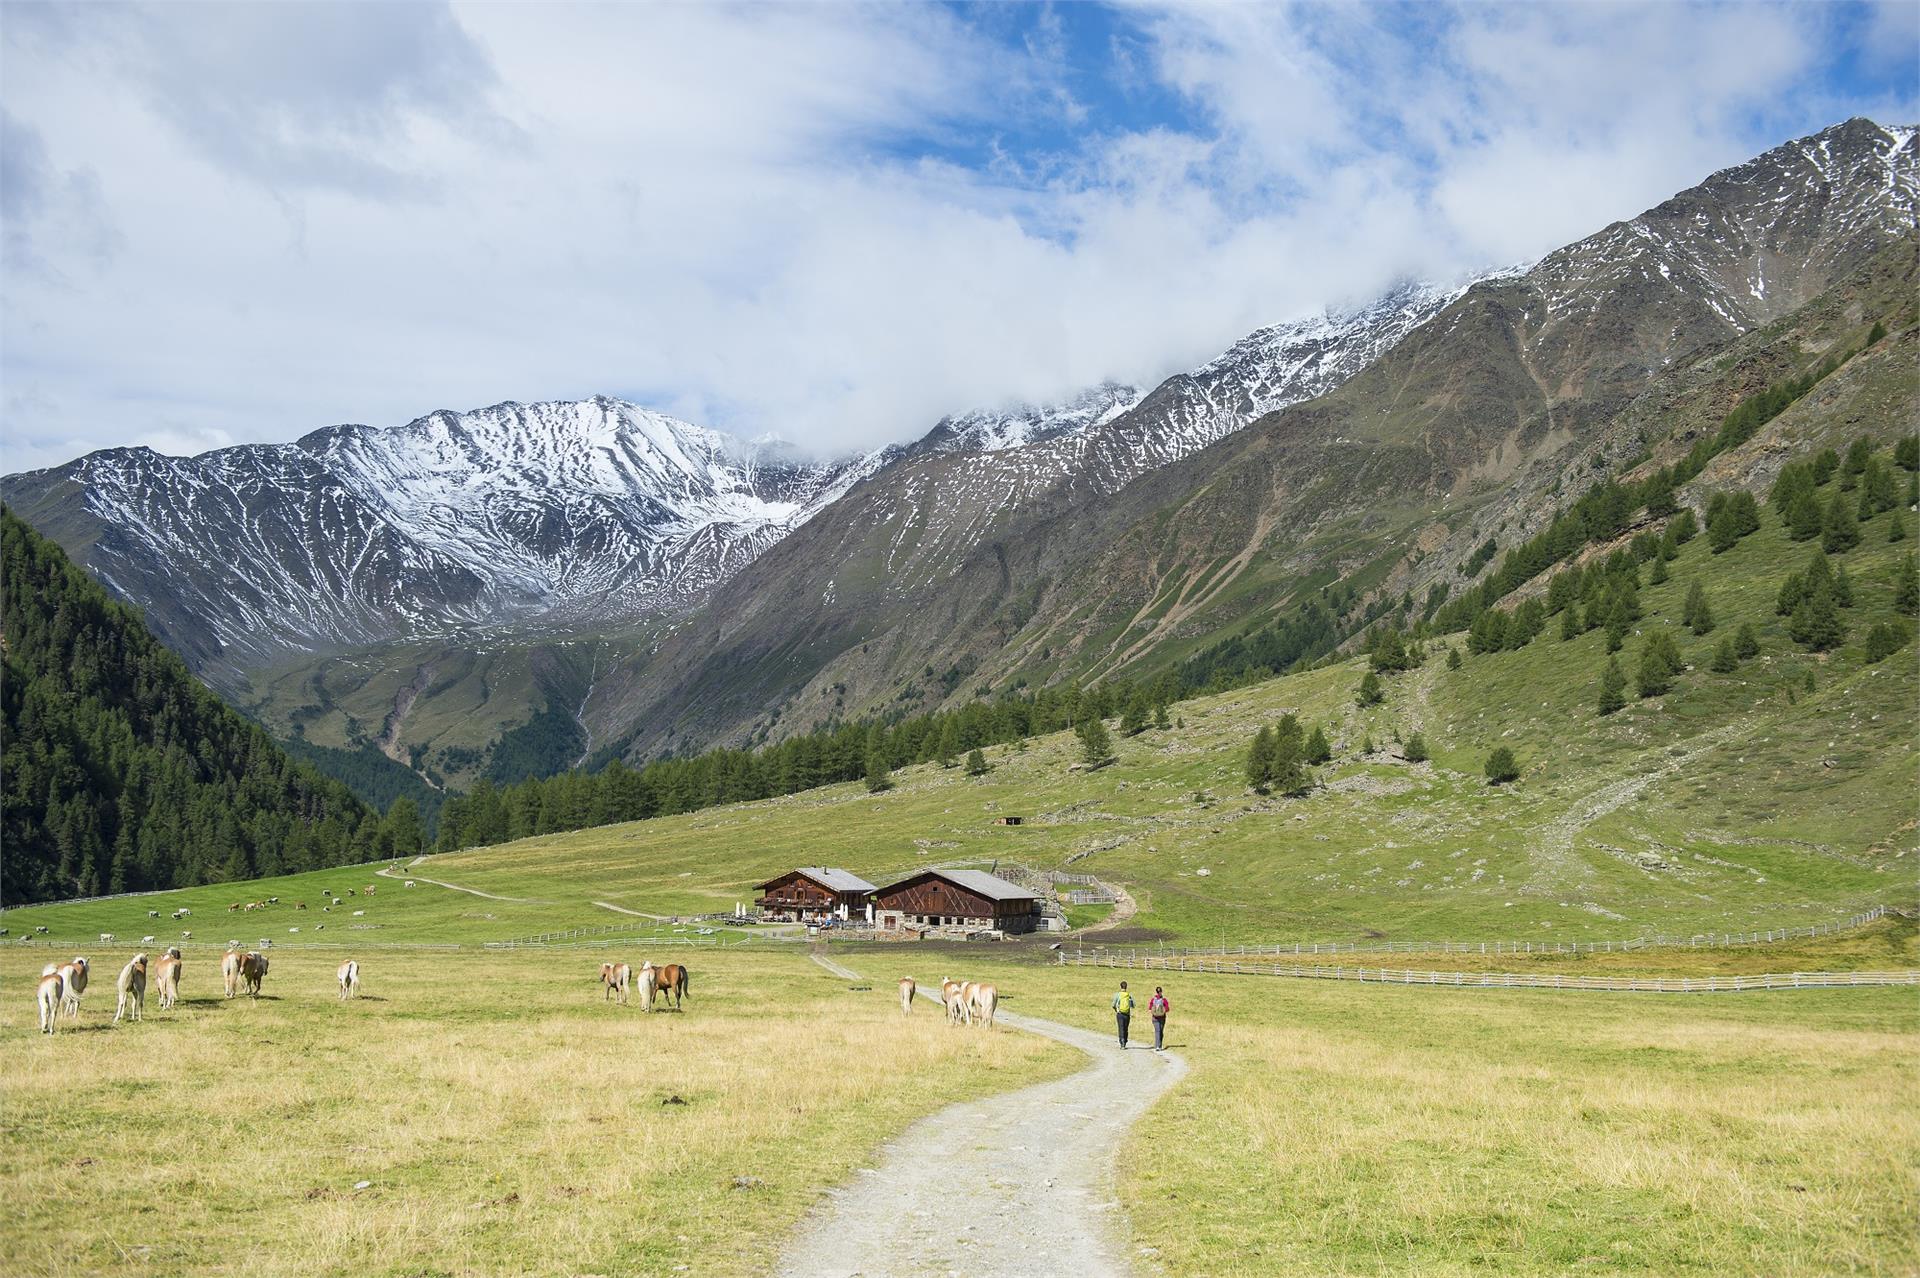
left=679, top=967, right=690, bottom=1000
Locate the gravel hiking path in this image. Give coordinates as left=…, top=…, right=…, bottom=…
left=783, top=953, right=1186, bottom=1278
left=373, top=862, right=545, bottom=903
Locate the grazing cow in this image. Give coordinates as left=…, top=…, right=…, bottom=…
left=404, top=881, right=416, bottom=888
left=351, top=910, right=365, bottom=917
left=181, top=931, right=192, bottom=939
left=58, top=957, right=90, bottom=1019
left=35, top=925, right=49, bottom=934
left=267, top=897, right=279, bottom=905
left=940, top=977, right=969, bottom=1025
left=142, top=935, right=156, bottom=945
left=148, top=910, right=160, bottom=919
left=295, top=902, right=307, bottom=911
left=601, top=962, right=632, bottom=1005
left=99, top=933, right=116, bottom=944
left=654, top=964, right=689, bottom=1010
left=114, top=954, right=149, bottom=1024
left=337, top=960, right=360, bottom=999
left=228, top=903, right=241, bottom=913
left=155, top=952, right=183, bottom=1009
left=635, top=961, right=660, bottom=1012
left=240, top=952, right=269, bottom=998
left=364, top=886, right=375, bottom=896
left=221, top=948, right=243, bottom=999
left=899, top=977, right=916, bottom=1016
left=968, top=982, right=999, bottom=1028
left=37, top=970, right=65, bottom=1035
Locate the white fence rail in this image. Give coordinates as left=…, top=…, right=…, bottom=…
left=1083, top=905, right=1893, bottom=962
left=1059, top=950, right=1920, bottom=993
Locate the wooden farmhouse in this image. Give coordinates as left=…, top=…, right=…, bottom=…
left=873, top=868, right=1041, bottom=936
left=755, top=867, right=877, bottom=924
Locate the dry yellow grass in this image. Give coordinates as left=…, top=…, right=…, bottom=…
left=940, top=956, right=1920, bottom=1276
left=0, top=948, right=1073, bottom=1277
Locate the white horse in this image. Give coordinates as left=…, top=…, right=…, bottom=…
left=899, top=977, right=916, bottom=1016
left=940, top=977, right=970, bottom=1025
left=337, top=959, right=360, bottom=999
left=601, top=962, right=631, bottom=1005
left=968, top=982, right=998, bottom=1028
left=635, top=961, right=660, bottom=1013
left=154, top=951, right=183, bottom=1010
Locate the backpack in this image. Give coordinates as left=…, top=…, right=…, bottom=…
left=1149, top=994, right=1169, bottom=1017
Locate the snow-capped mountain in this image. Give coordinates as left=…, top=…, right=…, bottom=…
left=0, top=397, right=890, bottom=672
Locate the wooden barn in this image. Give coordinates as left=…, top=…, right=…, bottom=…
left=873, top=868, right=1041, bottom=936
left=755, top=867, right=877, bottom=924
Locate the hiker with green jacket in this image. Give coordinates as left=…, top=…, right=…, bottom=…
left=1112, top=981, right=1134, bottom=1049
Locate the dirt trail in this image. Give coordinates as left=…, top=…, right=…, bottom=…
left=784, top=953, right=1184, bottom=1278
left=373, top=862, right=546, bottom=903
left=1075, top=879, right=1140, bottom=935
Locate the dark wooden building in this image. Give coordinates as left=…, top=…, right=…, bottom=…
left=755, top=867, right=877, bottom=924
left=873, top=868, right=1041, bottom=935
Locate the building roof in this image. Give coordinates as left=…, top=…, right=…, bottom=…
left=758, top=866, right=877, bottom=894
left=881, top=867, right=1036, bottom=902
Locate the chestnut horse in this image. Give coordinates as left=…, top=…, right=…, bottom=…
left=653, top=963, right=689, bottom=1010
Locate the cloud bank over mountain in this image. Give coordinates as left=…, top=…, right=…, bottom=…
left=2, top=1, right=1913, bottom=471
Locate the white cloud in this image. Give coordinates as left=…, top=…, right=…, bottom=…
left=0, top=1, right=1909, bottom=473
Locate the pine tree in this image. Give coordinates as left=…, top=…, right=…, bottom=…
left=864, top=750, right=892, bottom=793
left=1892, top=515, right=1908, bottom=543
left=1446, top=646, right=1462, bottom=670
left=1708, top=637, right=1739, bottom=673
left=1864, top=621, right=1913, bottom=663
left=1403, top=731, right=1430, bottom=763
left=1152, top=702, right=1171, bottom=731
left=1787, top=491, right=1824, bottom=541
left=1896, top=555, right=1919, bottom=613
left=1597, top=656, right=1627, bottom=715
left=1682, top=582, right=1714, bottom=635
left=1560, top=606, right=1581, bottom=641
left=1245, top=726, right=1276, bottom=790
left=1788, top=583, right=1846, bottom=651
left=1648, top=556, right=1669, bottom=585
left=1077, top=716, right=1113, bottom=768
left=1895, top=433, right=1919, bottom=472
left=1833, top=563, right=1853, bottom=608
left=1867, top=319, right=1889, bottom=345
left=1484, top=748, right=1520, bottom=785
left=1120, top=692, right=1150, bottom=737
left=1823, top=489, right=1860, bottom=553
left=1362, top=734, right=1376, bottom=756
left=965, top=748, right=989, bottom=776
left=1668, top=509, right=1698, bottom=544
left=1734, top=622, right=1760, bottom=659
left=1271, top=714, right=1309, bottom=795
left=1304, top=725, right=1332, bottom=765
left=1605, top=600, right=1629, bottom=653
left=1356, top=671, right=1385, bottom=706
left=935, top=719, right=959, bottom=768
left=1635, top=630, right=1684, bottom=698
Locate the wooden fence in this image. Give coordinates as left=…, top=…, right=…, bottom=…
left=1083, top=905, right=1894, bottom=962
left=1058, top=950, right=1920, bottom=993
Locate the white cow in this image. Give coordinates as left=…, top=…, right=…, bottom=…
left=337, top=959, right=360, bottom=1000
left=114, top=954, right=149, bottom=1024
left=37, top=970, right=65, bottom=1035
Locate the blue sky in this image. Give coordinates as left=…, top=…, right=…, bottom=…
left=2, top=1, right=1915, bottom=471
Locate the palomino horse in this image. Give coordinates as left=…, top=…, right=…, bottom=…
left=899, top=977, right=916, bottom=1015
left=600, top=962, right=631, bottom=1005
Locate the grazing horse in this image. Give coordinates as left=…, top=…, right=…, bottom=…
left=654, top=964, right=689, bottom=1010
left=37, top=970, right=65, bottom=1034
left=239, top=951, right=269, bottom=998
left=222, top=948, right=244, bottom=998
left=968, top=982, right=998, bottom=1028
left=154, top=952, right=183, bottom=1010
left=635, top=961, right=660, bottom=1013
left=57, top=958, right=90, bottom=1020
left=337, top=959, right=360, bottom=999
left=601, top=962, right=631, bottom=1005
left=940, top=977, right=969, bottom=1025
left=899, top=977, right=916, bottom=1016
left=114, top=954, right=149, bottom=1024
